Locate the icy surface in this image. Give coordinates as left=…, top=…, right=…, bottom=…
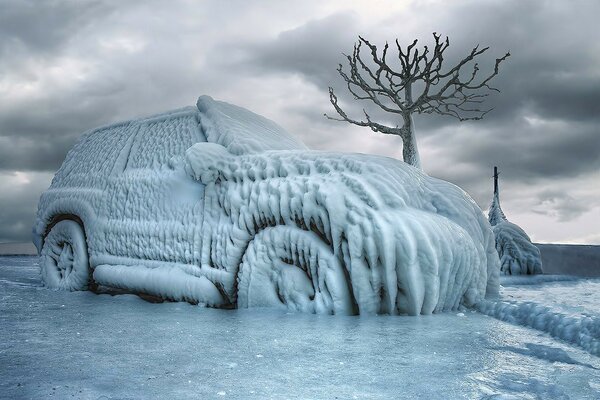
left=34, top=95, right=499, bottom=314
left=2, top=257, right=599, bottom=399
left=489, top=192, right=542, bottom=275
left=477, top=277, right=600, bottom=356
left=501, top=278, right=600, bottom=320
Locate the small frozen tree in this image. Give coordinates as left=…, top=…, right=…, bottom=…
left=325, top=33, right=510, bottom=169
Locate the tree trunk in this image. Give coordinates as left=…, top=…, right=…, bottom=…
left=402, top=113, right=421, bottom=169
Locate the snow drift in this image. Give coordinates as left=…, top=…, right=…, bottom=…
left=34, top=95, right=499, bottom=315
left=489, top=192, right=542, bottom=275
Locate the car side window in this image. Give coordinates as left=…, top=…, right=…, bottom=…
left=125, top=112, right=206, bottom=170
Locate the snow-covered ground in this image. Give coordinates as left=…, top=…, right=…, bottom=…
left=1, top=256, right=599, bottom=399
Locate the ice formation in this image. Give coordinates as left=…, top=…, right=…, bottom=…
left=34, top=95, right=499, bottom=315
left=488, top=172, right=542, bottom=275
left=187, top=146, right=500, bottom=314
left=478, top=299, right=600, bottom=356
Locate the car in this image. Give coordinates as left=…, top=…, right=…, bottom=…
left=34, top=95, right=499, bottom=315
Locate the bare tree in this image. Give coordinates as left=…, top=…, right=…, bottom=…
left=325, top=33, right=510, bottom=169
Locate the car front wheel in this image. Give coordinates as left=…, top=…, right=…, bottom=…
left=236, top=226, right=354, bottom=315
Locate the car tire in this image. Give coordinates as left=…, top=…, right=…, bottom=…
left=236, top=226, right=354, bottom=314
left=40, top=220, right=90, bottom=291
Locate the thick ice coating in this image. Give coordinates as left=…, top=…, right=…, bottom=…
left=34, top=95, right=499, bottom=315
left=187, top=143, right=499, bottom=315
left=489, top=192, right=543, bottom=275
left=196, top=95, right=308, bottom=155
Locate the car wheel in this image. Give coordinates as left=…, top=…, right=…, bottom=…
left=40, top=220, right=90, bottom=291
left=236, top=226, right=354, bottom=315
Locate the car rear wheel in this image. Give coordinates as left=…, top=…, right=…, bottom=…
left=40, top=220, right=89, bottom=290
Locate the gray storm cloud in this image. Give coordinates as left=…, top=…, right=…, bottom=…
left=0, top=0, right=598, bottom=243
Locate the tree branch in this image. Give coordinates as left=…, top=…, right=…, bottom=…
left=325, top=88, right=402, bottom=135
left=325, top=33, right=509, bottom=168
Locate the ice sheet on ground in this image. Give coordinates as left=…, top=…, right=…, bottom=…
left=501, top=278, right=600, bottom=319
left=476, top=277, right=600, bottom=357
left=1, top=257, right=599, bottom=399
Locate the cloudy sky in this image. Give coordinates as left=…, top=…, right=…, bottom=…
left=1, top=0, right=599, bottom=244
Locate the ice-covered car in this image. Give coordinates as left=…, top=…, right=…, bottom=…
left=34, top=95, right=499, bottom=315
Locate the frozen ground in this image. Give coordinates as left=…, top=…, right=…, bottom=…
left=501, top=276, right=600, bottom=319
left=1, top=257, right=599, bottom=399
left=476, top=276, right=600, bottom=357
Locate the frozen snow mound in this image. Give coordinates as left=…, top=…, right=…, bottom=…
left=492, top=221, right=543, bottom=275
left=489, top=193, right=542, bottom=275
left=187, top=144, right=499, bottom=315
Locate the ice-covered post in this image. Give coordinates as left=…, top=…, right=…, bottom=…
left=489, top=166, right=505, bottom=226
left=488, top=166, right=543, bottom=275
left=493, top=166, right=499, bottom=195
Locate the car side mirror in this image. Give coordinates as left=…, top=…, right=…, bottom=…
left=185, top=142, right=233, bottom=184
